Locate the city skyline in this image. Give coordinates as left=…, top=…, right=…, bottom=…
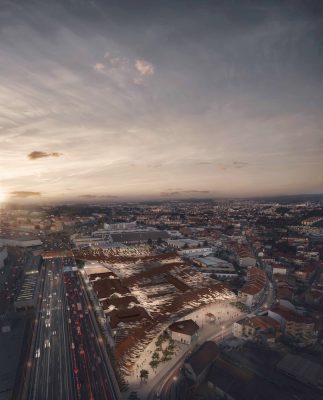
left=1, top=0, right=323, bottom=201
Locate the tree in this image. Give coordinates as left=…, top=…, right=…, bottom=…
left=156, top=334, right=165, bottom=347
left=147, top=238, right=153, bottom=246
left=140, top=369, right=149, bottom=382
left=149, top=360, right=159, bottom=370
left=152, top=351, right=160, bottom=361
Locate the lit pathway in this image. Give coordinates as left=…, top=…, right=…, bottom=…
left=123, top=301, right=244, bottom=399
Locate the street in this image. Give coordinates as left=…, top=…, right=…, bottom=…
left=26, top=256, right=120, bottom=400
left=27, top=258, right=76, bottom=400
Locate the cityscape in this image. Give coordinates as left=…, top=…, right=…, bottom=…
left=1, top=1, right=323, bottom=400
left=1, top=198, right=323, bottom=399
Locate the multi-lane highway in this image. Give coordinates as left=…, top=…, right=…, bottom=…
left=26, top=255, right=120, bottom=400
left=64, top=269, right=120, bottom=400
left=27, top=257, right=76, bottom=400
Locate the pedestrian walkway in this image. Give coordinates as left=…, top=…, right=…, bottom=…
left=123, top=301, right=243, bottom=399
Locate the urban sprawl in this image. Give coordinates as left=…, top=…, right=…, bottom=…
left=1, top=199, right=323, bottom=400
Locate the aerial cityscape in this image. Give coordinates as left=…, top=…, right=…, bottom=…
left=0, top=1, right=323, bottom=400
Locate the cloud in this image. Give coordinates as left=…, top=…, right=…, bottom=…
left=78, top=194, right=119, bottom=198
left=135, top=59, right=154, bottom=77
left=28, top=151, right=63, bottom=160
left=160, top=189, right=210, bottom=197
left=93, top=53, right=154, bottom=85
left=10, top=191, right=41, bottom=198
left=217, top=161, right=249, bottom=171
left=94, top=63, right=105, bottom=72
left=233, top=161, right=249, bottom=169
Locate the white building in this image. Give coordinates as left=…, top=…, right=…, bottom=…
left=178, top=247, right=213, bottom=257
left=103, top=221, right=137, bottom=230
left=193, top=256, right=237, bottom=278
left=272, top=264, right=288, bottom=275
left=168, top=319, right=199, bottom=344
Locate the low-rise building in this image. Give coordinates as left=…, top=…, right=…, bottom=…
left=238, top=267, right=268, bottom=308
left=277, top=354, right=323, bottom=388
left=193, top=256, right=237, bottom=279
left=183, top=341, right=219, bottom=383
left=272, top=264, right=288, bottom=275
left=232, top=315, right=281, bottom=341
left=168, top=319, right=200, bottom=344
left=268, top=306, right=317, bottom=340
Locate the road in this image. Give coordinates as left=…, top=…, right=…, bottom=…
left=27, top=257, right=76, bottom=400
left=26, top=255, right=120, bottom=400
left=64, top=268, right=120, bottom=400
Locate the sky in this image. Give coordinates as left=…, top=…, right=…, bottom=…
left=0, top=0, right=323, bottom=202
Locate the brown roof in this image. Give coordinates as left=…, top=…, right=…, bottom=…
left=92, top=278, right=129, bottom=298
left=108, top=306, right=150, bottom=328
left=185, top=341, right=219, bottom=376
left=240, top=267, right=267, bottom=296
left=270, top=306, right=315, bottom=324
left=101, top=295, right=139, bottom=310
left=168, top=319, right=200, bottom=336
left=248, top=316, right=280, bottom=331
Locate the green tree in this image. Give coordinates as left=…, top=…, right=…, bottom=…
left=140, top=369, right=149, bottom=382
left=149, top=360, right=159, bottom=370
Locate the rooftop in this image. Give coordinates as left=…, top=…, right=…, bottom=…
left=185, top=341, right=219, bottom=376
left=168, top=319, right=199, bottom=336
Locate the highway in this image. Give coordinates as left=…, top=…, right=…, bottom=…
left=26, top=255, right=120, bottom=400
left=64, top=269, right=120, bottom=400
left=27, top=258, right=76, bottom=400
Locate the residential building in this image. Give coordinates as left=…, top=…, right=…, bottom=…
left=238, top=267, right=268, bottom=308
left=232, top=315, right=280, bottom=341
left=268, top=306, right=317, bottom=340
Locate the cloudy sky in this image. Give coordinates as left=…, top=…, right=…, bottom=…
left=0, top=0, right=323, bottom=202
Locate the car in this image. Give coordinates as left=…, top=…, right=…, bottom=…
left=35, top=348, right=41, bottom=358
left=44, top=339, right=50, bottom=349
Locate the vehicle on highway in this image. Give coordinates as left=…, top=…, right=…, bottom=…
left=35, top=348, right=40, bottom=358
